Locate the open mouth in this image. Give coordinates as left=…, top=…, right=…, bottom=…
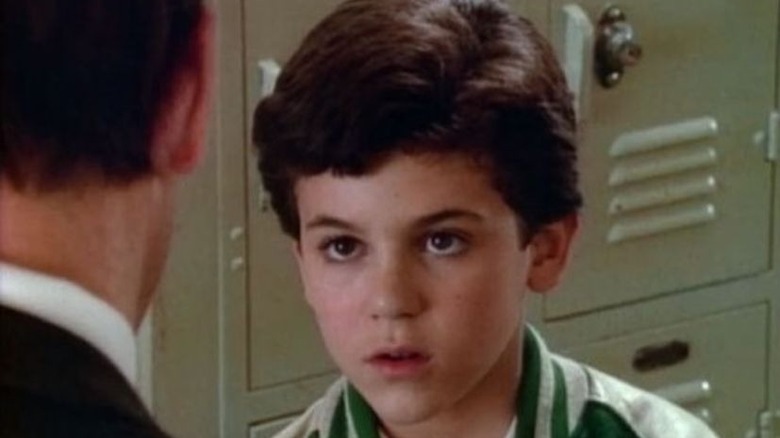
left=376, top=351, right=425, bottom=361
left=367, top=348, right=431, bottom=377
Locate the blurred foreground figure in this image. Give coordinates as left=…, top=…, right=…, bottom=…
left=1, top=0, right=214, bottom=436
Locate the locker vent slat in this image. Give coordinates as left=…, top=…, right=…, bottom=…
left=607, top=117, right=721, bottom=244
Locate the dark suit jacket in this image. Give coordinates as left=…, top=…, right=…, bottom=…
left=0, top=305, right=171, bottom=437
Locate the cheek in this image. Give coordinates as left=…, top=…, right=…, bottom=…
left=435, top=254, right=527, bottom=332
left=303, top=274, right=365, bottom=346
left=310, top=295, right=366, bottom=370
left=444, top=253, right=527, bottom=304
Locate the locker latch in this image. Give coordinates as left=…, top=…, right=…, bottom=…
left=767, top=110, right=779, bottom=162
left=754, top=110, right=778, bottom=162
left=595, top=6, right=643, bottom=88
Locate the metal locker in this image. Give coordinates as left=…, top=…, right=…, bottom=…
left=547, top=0, right=778, bottom=318
left=244, top=0, right=344, bottom=392
left=561, top=305, right=768, bottom=438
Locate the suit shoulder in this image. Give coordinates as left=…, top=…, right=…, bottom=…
left=1, top=385, right=170, bottom=438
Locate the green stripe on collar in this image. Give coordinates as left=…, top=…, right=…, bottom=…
left=551, top=362, right=569, bottom=438
left=515, top=328, right=542, bottom=438
left=345, top=383, right=379, bottom=438
left=571, top=401, right=639, bottom=438
left=329, top=392, right=348, bottom=438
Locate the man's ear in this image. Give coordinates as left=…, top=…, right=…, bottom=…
left=527, top=213, right=579, bottom=293
left=150, top=7, right=215, bottom=176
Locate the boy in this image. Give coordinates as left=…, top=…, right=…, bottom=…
left=253, top=0, right=717, bottom=437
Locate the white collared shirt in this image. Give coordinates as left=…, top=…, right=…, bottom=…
left=0, top=262, right=137, bottom=386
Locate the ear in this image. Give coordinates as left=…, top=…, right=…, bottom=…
left=526, top=213, right=579, bottom=293
left=150, top=7, right=215, bottom=175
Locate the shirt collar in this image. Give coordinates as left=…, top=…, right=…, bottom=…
left=0, top=262, right=137, bottom=386
left=516, top=325, right=569, bottom=438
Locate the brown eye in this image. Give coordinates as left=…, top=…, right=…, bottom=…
left=425, top=232, right=466, bottom=256
left=321, top=236, right=363, bottom=262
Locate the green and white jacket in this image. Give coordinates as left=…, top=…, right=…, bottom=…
left=275, top=327, right=718, bottom=438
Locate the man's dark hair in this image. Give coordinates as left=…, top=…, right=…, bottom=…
left=253, top=0, right=582, bottom=239
left=1, top=0, right=204, bottom=189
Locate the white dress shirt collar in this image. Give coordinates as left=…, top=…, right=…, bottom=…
left=0, top=262, right=137, bottom=386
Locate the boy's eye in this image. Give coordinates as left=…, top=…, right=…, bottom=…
left=424, top=232, right=467, bottom=256
left=320, top=236, right=363, bottom=262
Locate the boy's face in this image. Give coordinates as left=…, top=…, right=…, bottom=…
left=293, top=151, right=573, bottom=432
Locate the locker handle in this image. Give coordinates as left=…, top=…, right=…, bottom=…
left=653, top=379, right=713, bottom=407
left=632, top=339, right=690, bottom=372
left=556, top=4, right=594, bottom=121
left=257, top=58, right=281, bottom=100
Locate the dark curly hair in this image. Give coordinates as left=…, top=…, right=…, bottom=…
left=253, top=0, right=582, bottom=239
left=2, top=0, right=204, bottom=189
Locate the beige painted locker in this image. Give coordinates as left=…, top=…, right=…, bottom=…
left=219, top=3, right=346, bottom=436
left=547, top=0, right=778, bottom=318
left=561, top=305, right=768, bottom=438
left=243, top=0, right=342, bottom=392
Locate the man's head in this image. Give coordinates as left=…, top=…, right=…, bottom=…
left=254, top=0, right=581, bottom=241
left=2, top=0, right=210, bottom=190
left=1, top=0, right=213, bottom=327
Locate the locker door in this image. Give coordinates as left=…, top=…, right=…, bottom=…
left=243, top=0, right=342, bottom=392
left=220, top=2, right=347, bottom=436
left=547, top=1, right=778, bottom=318
left=561, top=305, right=768, bottom=438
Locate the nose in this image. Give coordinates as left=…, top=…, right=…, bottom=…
left=369, top=254, right=424, bottom=320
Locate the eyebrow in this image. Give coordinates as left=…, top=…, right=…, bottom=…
left=304, top=215, right=359, bottom=232
left=303, top=208, right=484, bottom=232
left=415, top=209, right=485, bottom=228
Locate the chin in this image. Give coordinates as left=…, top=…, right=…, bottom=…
left=366, top=386, right=444, bottom=427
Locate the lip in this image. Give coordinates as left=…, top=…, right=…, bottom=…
left=365, top=347, right=432, bottom=378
